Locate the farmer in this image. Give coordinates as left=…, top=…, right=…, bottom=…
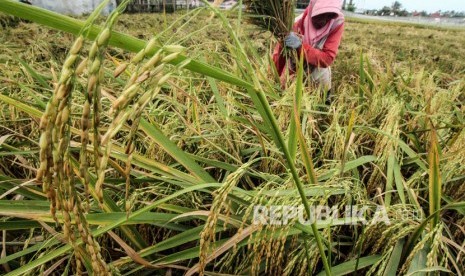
left=273, top=0, right=344, bottom=101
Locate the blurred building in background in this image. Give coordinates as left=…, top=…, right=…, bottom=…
left=28, top=0, right=117, bottom=15
left=22, top=0, right=203, bottom=15
left=123, top=0, right=203, bottom=13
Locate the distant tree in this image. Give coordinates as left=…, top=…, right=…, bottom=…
left=443, top=10, right=457, bottom=18
left=347, top=0, right=355, bottom=12
left=391, top=1, right=402, bottom=14
left=398, top=9, right=408, bottom=17
left=342, top=0, right=346, bottom=10
left=380, top=6, right=391, bottom=16
left=365, top=9, right=378, bottom=15
left=420, top=10, right=428, bottom=17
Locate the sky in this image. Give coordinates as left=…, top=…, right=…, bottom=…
left=352, top=0, right=464, bottom=12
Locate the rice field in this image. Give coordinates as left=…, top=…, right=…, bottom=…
left=0, top=1, right=464, bottom=275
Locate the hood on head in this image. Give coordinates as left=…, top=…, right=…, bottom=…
left=311, top=0, right=343, bottom=18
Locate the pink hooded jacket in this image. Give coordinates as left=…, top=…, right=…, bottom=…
left=273, top=0, right=345, bottom=77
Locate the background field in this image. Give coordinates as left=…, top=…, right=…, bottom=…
left=0, top=6, right=464, bottom=276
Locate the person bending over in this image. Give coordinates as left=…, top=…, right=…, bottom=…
left=273, top=0, right=344, bottom=102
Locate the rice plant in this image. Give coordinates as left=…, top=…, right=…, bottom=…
left=244, top=0, right=296, bottom=38
left=0, top=1, right=464, bottom=275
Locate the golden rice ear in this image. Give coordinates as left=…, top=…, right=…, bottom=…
left=212, top=0, right=225, bottom=7
left=244, top=0, right=297, bottom=39
left=113, top=63, right=128, bottom=77
left=3, top=0, right=465, bottom=275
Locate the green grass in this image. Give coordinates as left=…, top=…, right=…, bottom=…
left=0, top=2, right=464, bottom=275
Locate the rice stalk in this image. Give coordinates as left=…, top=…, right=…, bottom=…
left=292, top=53, right=317, bottom=184
left=1, top=2, right=464, bottom=276
left=244, top=0, right=296, bottom=39
left=36, top=33, right=99, bottom=274
left=428, top=126, right=442, bottom=228
left=367, top=100, right=402, bottom=194
left=86, top=0, right=131, bottom=206
left=205, top=5, right=332, bottom=274
left=95, top=44, right=182, bottom=210
left=35, top=1, right=134, bottom=274
left=121, top=46, right=181, bottom=214
left=198, top=162, right=251, bottom=275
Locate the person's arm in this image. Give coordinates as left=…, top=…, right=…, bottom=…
left=272, top=43, right=286, bottom=76
left=301, top=23, right=344, bottom=68
left=272, top=10, right=308, bottom=77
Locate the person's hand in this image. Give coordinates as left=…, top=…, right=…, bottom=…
left=284, top=32, right=302, bottom=50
